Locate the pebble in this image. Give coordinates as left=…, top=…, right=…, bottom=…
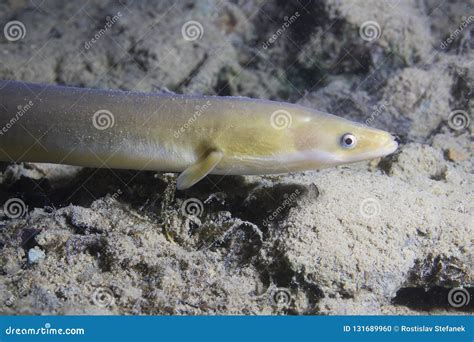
left=445, top=148, right=466, bottom=162
left=28, top=247, right=46, bottom=264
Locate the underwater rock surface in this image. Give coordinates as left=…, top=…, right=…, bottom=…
left=0, top=0, right=472, bottom=314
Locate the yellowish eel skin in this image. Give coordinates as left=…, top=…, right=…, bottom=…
left=0, top=80, right=398, bottom=190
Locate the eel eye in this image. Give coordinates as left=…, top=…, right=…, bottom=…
left=341, top=133, right=357, bottom=149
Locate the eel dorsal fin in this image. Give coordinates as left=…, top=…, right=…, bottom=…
left=176, top=150, right=224, bottom=190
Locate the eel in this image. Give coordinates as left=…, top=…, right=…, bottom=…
left=0, top=80, right=398, bottom=189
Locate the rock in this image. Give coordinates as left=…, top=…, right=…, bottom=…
left=380, top=67, right=452, bottom=140
left=445, top=148, right=467, bottom=162
left=28, top=247, right=45, bottom=264
left=324, top=0, right=433, bottom=66
left=384, top=143, right=447, bottom=181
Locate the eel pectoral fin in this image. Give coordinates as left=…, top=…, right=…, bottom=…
left=176, top=150, right=224, bottom=190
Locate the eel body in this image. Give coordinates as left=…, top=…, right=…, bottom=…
left=0, top=80, right=398, bottom=189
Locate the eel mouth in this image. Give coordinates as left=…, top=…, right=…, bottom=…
left=267, top=134, right=399, bottom=167
left=344, top=136, right=399, bottom=163
left=376, top=136, right=399, bottom=157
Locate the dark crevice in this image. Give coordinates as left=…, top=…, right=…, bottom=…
left=176, top=53, right=209, bottom=90
left=393, top=254, right=473, bottom=312
left=393, top=286, right=473, bottom=312
left=213, top=67, right=233, bottom=96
